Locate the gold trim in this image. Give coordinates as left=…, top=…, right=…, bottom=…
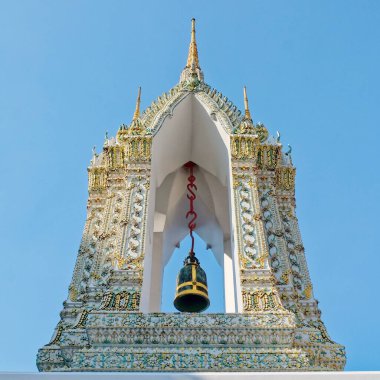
left=191, top=262, right=196, bottom=282
left=176, top=288, right=209, bottom=298
left=176, top=280, right=208, bottom=291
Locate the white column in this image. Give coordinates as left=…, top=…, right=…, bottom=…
left=149, top=232, right=164, bottom=312
left=223, top=238, right=236, bottom=313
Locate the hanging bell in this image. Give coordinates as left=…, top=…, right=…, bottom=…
left=173, top=255, right=210, bottom=313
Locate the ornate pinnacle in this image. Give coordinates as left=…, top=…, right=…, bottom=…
left=236, top=86, right=268, bottom=141
left=117, top=87, right=146, bottom=139
left=186, top=18, right=200, bottom=69
left=132, top=87, right=141, bottom=121
left=243, top=86, right=252, bottom=121
left=123, top=86, right=146, bottom=136
left=180, top=18, right=204, bottom=83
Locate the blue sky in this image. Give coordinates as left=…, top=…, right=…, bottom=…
left=1, top=0, right=380, bottom=372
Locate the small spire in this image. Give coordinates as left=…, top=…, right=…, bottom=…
left=91, top=146, right=97, bottom=165
left=127, top=87, right=145, bottom=136
left=132, top=87, right=141, bottom=121
left=243, top=86, right=252, bottom=121
left=186, top=18, right=199, bottom=69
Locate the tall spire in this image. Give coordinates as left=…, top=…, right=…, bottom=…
left=180, top=18, right=204, bottom=83
left=132, top=87, right=141, bottom=121
left=186, top=18, right=199, bottom=69
left=243, top=86, right=252, bottom=121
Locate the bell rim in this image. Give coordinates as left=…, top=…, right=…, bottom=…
left=173, top=290, right=210, bottom=313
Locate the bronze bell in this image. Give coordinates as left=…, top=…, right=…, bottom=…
left=174, top=255, right=210, bottom=313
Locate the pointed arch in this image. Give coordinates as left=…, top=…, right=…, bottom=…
left=140, top=93, right=241, bottom=313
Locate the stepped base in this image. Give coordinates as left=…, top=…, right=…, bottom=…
left=39, top=346, right=309, bottom=372
left=2, top=373, right=380, bottom=379
left=37, top=312, right=346, bottom=372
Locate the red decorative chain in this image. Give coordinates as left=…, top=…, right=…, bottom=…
left=185, top=162, right=197, bottom=256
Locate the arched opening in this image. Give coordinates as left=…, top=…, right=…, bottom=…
left=161, top=233, right=224, bottom=313
left=140, top=93, right=241, bottom=313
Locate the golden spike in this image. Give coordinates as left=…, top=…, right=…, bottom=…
left=186, top=18, right=200, bottom=68
left=243, top=86, right=252, bottom=120
left=132, top=87, right=141, bottom=121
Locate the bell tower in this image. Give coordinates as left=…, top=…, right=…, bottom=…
left=37, top=19, right=346, bottom=372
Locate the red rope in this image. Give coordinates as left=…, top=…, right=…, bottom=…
left=185, top=162, right=197, bottom=257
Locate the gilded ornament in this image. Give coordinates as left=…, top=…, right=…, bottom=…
left=88, top=167, right=107, bottom=192
left=74, top=310, right=90, bottom=329
left=303, top=284, right=313, bottom=300
left=276, top=167, right=296, bottom=191
left=47, top=325, right=64, bottom=346
left=280, top=270, right=291, bottom=285
left=100, top=291, right=141, bottom=311
left=247, top=178, right=256, bottom=188
left=69, top=286, right=78, bottom=301
left=242, top=289, right=283, bottom=312
left=106, top=145, right=125, bottom=169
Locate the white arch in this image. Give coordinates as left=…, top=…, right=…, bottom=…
left=140, top=92, right=242, bottom=313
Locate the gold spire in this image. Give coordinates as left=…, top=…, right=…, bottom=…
left=186, top=18, right=200, bottom=68
left=132, top=86, right=141, bottom=121
left=243, top=86, right=252, bottom=121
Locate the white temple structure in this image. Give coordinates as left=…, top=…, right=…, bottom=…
left=36, top=19, right=346, bottom=372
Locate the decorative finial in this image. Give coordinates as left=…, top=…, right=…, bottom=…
left=285, top=144, right=292, bottom=156
left=91, top=146, right=97, bottom=164
left=103, top=131, right=109, bottom=148
left=243, top=86, right=252, bottom=121
left=126, top=87, right=146, bottom=136
left=180, top=18, right=204, bottom=83
left=132, top=87, right=141, bottom=121
left=186, top=18, right=199, bottom=69
left=285, top=145, right=293, bottom=164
